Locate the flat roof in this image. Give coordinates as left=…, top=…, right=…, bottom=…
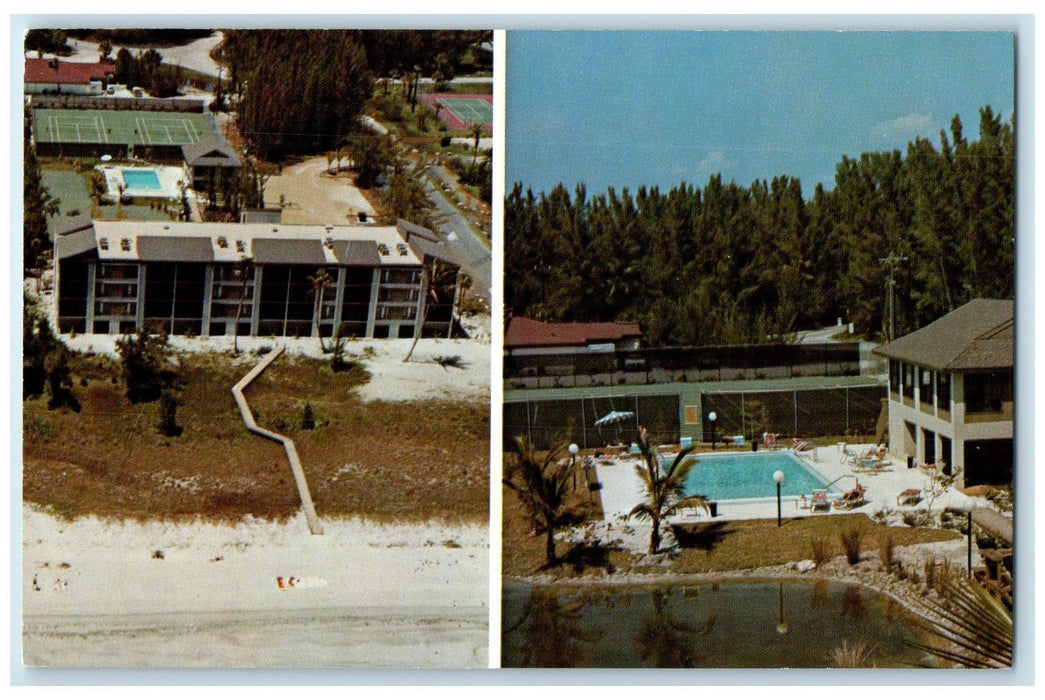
left=60, top=221, right=425, bottom=267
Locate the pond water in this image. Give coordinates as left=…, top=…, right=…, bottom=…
left=502, top=579, right=927, bottom=668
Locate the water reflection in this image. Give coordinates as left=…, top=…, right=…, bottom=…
left=503, top=579, right=923, bottom=668
left=632, top=589, right=715, bottom=668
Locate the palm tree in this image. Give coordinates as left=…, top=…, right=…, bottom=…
left=469, top=122, right=484, bottom=166
left=907, top=566, right=1013, bottom=668
left=632, top=589, right=715, bottom=667
left=231, top=255, right=254, bottom=354
left=403, top=258, right=458, bottom=362
left=306, top=268, right=334, bottom=352
left=502, top=437, right=587, bottom=567
left=629, top=427, right=710, bottom=555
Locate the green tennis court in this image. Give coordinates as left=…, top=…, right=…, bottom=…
left=32, top=108, right=216, bottom=146
left=438, top=98, right=493, bottom=126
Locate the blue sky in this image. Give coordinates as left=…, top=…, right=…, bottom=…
left=506, top=31, right=1015, bottom=198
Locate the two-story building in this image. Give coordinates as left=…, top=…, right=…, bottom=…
left=873, top=299, right=1013, bottom=487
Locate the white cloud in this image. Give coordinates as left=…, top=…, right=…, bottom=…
left=696, top=150, right=732, bottom=176
left=871, top=113, right=936, bottom=145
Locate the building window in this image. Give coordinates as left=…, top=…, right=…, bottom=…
left=920, top=368, right=933, bottom=401
left=902, top=362, right=914, bottom=399
left=889, top=360, right=900, bottom=394
left=937, top=372, right=951, bottom=409
left=965, top=371, right=1012, bottom=414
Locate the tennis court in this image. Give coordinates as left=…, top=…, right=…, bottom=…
left=419, top=93, right=493, bottom=131
left=32, top=108, right=217, bottom=148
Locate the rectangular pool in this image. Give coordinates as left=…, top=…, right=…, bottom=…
left=122, top=169, right=162, bottom=191
left=681, top=451, right=836, bottom=501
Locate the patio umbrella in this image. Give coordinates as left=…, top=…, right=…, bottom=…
left=594, top=410, right=634, bottom=428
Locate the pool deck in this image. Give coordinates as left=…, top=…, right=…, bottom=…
left=594, top=442, right=972, bottom=524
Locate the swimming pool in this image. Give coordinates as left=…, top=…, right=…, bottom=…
left=122, top=169, right=162, bottom=191
left=681, top=451, right=836, bottom=501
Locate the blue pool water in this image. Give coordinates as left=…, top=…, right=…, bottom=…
left=122, top=169, right=162, bottom=191
left=681, top=451, right=834, bottom=501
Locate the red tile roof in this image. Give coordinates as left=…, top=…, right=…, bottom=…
left=24, top=58, right=113, bottom=86
left=505, top=316, right=641, bottom=348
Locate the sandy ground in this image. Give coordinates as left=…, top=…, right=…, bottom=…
left=264, top=157, right=376, bottom=226
left=50, top=33, right=225, bottom=77
left=21, top=303, right=492, bottom=668
left=22, top=509, right=488, bottom=668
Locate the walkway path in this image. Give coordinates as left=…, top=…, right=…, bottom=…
left=973, top=507, right=1013, bottom=545
left=231, top=344, right=323, bottom=535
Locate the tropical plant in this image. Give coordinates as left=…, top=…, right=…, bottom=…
left=403, top=259, right=459, bottom=362
left=839, top=525, right=865, bottom=566
left=231, top=256, right=254, bottom=354
left=306, top=268, right=334, bottom=352
left=832, top=640, right=876, bottom=668
left=115, top=329, right=180, bottom=404
left=628, top=427, right=710, bottom=554
left=502, top=437, right=588, bottom=567
left=632, top=589, right=715, bottom=667
left=907, top=568, right=1013, bottom=668
left=469, top=122, right=484, bottom=166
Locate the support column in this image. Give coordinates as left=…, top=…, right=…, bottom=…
left=135, top=263, right=146, bottom=330
left=331, top=267, right=346, bottom=335
left=85, top=261, right=97, bottom=331
left=250, top=265, right=263, bottom=336
left=366, top=268, right=380, bottom=337
left=201, top=264, right=214, bottom=335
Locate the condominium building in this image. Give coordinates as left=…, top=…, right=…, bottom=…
left=53, top=218, right=461, bottom=340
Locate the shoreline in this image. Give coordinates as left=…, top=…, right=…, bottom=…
left=21, top=506, right=489, bottom=668
left=502, top=537, right=978, bottom=631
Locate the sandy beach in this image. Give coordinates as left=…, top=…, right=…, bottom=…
left=21, top=314, right=492, bottom=668
left=22, top=508, right=488, bottom=667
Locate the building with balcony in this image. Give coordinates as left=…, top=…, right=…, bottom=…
left=873, top=299, right=1014, bottom=486
left=53, top=218, right=460, bottom=341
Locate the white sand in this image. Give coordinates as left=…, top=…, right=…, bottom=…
left=22, top=508, right=489, bottom=668
left=22, top=309, right=491, bottom=668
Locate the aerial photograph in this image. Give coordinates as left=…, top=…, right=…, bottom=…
left=501, top=30, right=1016, bottom=669
left=21, top=27, right=492, bottom=668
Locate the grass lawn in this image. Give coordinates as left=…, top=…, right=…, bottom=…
left=42, top=166, right=178, bottom=239
left=24, top=351, right=489, bottom=524
left=502, top=483, right=961, bottom=579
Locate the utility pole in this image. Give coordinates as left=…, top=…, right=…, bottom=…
left=879, top=252, right=909, bottom=342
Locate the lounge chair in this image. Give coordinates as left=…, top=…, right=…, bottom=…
left=810, top=489, right=830, bottom=513
left=896, top=488, right=922, bottom=506
left=733, top=435, right=746, bottom=449
left=792, top=438, right=810, bottom=452
left=833, top=484, right=867, bottom=510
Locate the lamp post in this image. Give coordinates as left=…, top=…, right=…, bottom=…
left=708, top=411, right=717, bottom=451
left=773, top=470, right=785, bottom=527
left=568, top=443, right=579, bottom=490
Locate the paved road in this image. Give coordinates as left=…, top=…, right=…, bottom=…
left=796, top=324, right=852, bottom=344
left=420, top=164, right=491, bottom=300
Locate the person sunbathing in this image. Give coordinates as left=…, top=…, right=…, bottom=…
left=841, top=482, right=865, bottom=501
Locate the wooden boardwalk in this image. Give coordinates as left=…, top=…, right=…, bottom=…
left=231, top=344, right=323, bottom=535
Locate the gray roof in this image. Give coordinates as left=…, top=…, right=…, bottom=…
left=136, top=236, right=214, bottom=262
left=252, top=238, right=327, bottom=265
left=335, top=240, right=382, bottom=266
left=873, top=299, right=1014, bottom=371
left=182, top=138, right=241, bottom=168
left=54, top=212, right=95, bottom=237
left=406, top=233, right=460, bottom=268
left=240, top=209, right=282, bottom=224
left=54, top=223, right=97, bottom=260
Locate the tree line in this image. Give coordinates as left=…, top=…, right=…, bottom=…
left=505, top=107, right=1014, bottom=346
left=218, top=30, right=488, bottom=162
